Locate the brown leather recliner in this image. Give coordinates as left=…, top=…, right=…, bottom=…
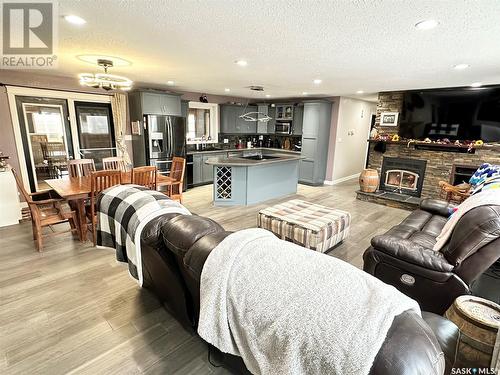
left=363, top=198, right=500, bottom=315
left=140, top=212, right=460, bottom=375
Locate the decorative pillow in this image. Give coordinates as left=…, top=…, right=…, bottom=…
left=469, top=163, right=500, bottom=193
left=473, top=175, right=500, bottom=195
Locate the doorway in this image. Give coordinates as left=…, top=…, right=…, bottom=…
left=74, top=102, right=116, bottom=170
left=15, top=96, right=74, bottom=191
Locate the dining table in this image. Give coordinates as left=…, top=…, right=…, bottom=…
left=45, top=172, right=175, bottom=241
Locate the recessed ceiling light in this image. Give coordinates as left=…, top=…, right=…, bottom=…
left=453, top=63, right=470, bottom=70
left=356, top=90, right=364, bottom=94
left=167, top=80, right=175, bottom=86
left=265, top=94, right=271, bottom=98
left=235, top=60, right=248, bottom=67
left=313, top=79, right=322, bottom=85
left=470, top=82, right=482, bottom=88
left=224, top=88, right=231, bottom=92
left=64, top=15, right=86, bottom=25
left=302, top=92, right=308, bottom=96
left=415, top=19, right=439, bottom=30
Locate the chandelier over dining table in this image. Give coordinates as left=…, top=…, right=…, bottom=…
left=79, top=59, right=133, bottom=91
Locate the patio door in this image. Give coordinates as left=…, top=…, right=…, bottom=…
left=15, top=96, right=74, bottom=192
left=74, top=102, right=116, bottom=170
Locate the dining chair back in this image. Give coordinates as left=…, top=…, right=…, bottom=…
left=88, top=170, right=122, bottom=245
left=68, top=159, right=96, bottom=178
left=12, top=168, right=79, bottom=251
left=131, top=166, right=157, bottom=190
left=167, top=157, right=186, bottom=202
left=102, top=157, right=127, bottom=172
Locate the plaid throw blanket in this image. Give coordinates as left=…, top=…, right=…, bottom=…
left=96, top=184, right=191, bottom=285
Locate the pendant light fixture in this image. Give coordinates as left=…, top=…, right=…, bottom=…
left=79, top=59, right=133, bottom=91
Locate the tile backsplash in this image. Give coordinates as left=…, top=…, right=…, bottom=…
left=187, top=133, right=302, bottom=152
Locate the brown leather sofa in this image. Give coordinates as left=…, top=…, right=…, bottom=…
left=363, top=198, right=500, bottom=315
left=140, top=212, right=460, bottom=375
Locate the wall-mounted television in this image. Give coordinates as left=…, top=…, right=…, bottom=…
left=398, top=86, right=500, bottom=142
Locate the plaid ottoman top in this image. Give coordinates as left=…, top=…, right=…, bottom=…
left=259, top=199, right=350, bottom=232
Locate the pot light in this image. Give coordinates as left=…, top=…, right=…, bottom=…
left=265, top=94, right=271, bottom=98
left=453, top=63, right=470, bottom=70
left=167, top=81, right=175, bottom=86
left=356, top=90, right=364, bottom=94
left=235, top=60, right=248, bottom=67
left=415, top=19, right=439, bottom=30
left=302, top=92, right=308, bottom=96
left=64, top=15, right=86, bottom=25
left=313, top=79, right=322, bottom=84
left=470, top=82, right=482, bottom=88
left=224, top=88, right=231, bottom=92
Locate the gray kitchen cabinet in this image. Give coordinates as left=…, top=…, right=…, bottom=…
left=181, top=100, right=189, bottom=118
left=299, top=100, right=332, bottom=185
left=267, top=106, right=276, bottom=133
left=192, top=151, right=227, bottom=184
left=256, top=104, right=269, bottom=134
left=202, top=154, right=214, bottom=182
left=293, top=105, right=304, bottom=135
left=220, top=105, right=235, bottom=133
left=193, top=154, right=203, bottom=184
left=130, top=91, right=182, bottom=116
left=220, top=104, right=257, bottom=134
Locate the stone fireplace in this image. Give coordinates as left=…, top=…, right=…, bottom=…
left=379, top=157, right=427, bottom=197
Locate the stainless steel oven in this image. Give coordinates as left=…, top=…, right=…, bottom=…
left=275, top=121, right=292, bottom=134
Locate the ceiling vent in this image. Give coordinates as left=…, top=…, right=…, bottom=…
left=248, top=85, right=265, bottom=92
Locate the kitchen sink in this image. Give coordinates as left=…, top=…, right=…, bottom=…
left=240, top=154, right=281, bottom=161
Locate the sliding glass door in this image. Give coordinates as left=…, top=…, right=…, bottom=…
left=74, top=102, right=116, bottom=170
left=15, top=96, right=74, bottom=191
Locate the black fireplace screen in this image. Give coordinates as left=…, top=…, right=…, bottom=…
left=379, top=157, right=427, bottom=197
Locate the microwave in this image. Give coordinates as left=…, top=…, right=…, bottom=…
left=275, top=121, right=292, bottom=134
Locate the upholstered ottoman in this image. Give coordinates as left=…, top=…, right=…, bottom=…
left=257, top=199, right=351, bottom=252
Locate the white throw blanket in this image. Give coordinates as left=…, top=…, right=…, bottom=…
left=198, top=228, right=420, bottom=375
left=433, top=190, right=500, bottom=251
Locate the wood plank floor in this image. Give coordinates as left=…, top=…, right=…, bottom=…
left=0, top=179, right=408, bottom=374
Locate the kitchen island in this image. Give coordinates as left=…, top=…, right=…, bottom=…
left=205, top=150, right=302, bottom=206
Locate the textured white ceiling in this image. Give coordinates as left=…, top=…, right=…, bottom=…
left=44, top=0, right=500, bottom=99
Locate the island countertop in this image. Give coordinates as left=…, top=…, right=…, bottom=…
left=205, top=152, right=303, bottom=167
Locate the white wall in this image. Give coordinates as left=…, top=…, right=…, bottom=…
left=326, top=97, right=376, bottom=184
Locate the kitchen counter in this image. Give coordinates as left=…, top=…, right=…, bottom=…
left=206, top=151, right=300, bottom=206
left=187, top=147, right=300, bottom=155
left=205, top=152, right=302, bottom=167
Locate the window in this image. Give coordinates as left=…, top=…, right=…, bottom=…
left=186, top=102, right=219, bottom=144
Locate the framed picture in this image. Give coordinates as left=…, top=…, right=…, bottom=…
left=380, top=112, right=399, bottom=127
left=131, top=121, right=141, bottom=135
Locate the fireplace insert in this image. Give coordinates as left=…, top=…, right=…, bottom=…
left=379, top=157, right=427, bottom=197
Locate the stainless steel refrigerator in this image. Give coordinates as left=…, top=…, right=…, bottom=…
left=133, top=115, right=186, bottom=178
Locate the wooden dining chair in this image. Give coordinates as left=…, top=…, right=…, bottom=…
left=165, top=157, right=186, bottom=202
left=102, top=157, right=127, bottom=172
left=67, top=159, right=96, bottom=177
left=131, top=166, right=157, bottom=190
left=87, top=170, right=122, bottom=246
left=12, top=169, right=79, bottom=251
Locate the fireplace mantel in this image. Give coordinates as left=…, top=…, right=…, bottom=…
left=367, top=139, right=482, bottom=153
left=366, top=141, right=500, bottom=199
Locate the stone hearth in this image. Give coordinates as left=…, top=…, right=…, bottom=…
left=356, top=190, right=421, bottom=211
